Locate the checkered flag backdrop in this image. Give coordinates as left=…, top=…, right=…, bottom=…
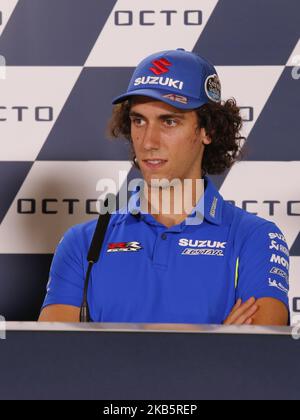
left=0, top=0, right=299, bottom=321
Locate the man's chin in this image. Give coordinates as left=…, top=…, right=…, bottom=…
left=143, top=174, right=169, bottom=187
left=142, top=175, right=172, bottom=188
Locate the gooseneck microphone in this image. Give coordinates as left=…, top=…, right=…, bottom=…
left=80, top=195, right=115, bottom=322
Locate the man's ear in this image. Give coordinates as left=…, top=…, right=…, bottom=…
left=200, top=128, right=212, bottom=145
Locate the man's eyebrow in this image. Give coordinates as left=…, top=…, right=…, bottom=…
left=159, top=113, right=186, bottom=119
left=129, top=111, right=144, bottom=118
left=129, top=111, right=186, bottom=119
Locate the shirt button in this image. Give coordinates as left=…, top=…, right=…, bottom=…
left=161, top=233, right=168, bottom=240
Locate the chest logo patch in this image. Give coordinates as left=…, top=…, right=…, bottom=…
left=179, top=239, right=227, bottom=257
left=107, top=241, right=143, bottom=253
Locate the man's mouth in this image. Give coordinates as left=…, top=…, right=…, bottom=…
left=143, top=159, right=168, bottom=169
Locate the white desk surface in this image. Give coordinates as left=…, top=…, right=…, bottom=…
left=1, top=322, right=294, bottom=336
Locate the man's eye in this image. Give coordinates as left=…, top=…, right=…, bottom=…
left=164, top=119, right=177, bottom=127
left=132, top=118, right=145, bottom=127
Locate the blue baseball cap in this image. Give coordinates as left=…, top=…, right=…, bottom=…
left=112, top=49, right=221, bottom=110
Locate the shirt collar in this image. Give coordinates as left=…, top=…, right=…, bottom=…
left=112, top=176, right=223, bottom=227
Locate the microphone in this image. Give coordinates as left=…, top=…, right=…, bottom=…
left=80, top=194, right=116, bottom=322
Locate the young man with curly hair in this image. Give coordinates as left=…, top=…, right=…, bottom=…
left=39, top=49, right=289, bottom=325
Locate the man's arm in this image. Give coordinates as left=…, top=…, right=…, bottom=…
left=224, top=297, right=289, bottom=326
left=38, top=305, right=80, bottom=322
left=234, top=221, right=290, bottom=325
left=39, top=226, right=87, bottom=321
left=252, top=297, right=288, bottom=326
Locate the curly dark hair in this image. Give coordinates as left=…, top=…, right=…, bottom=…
left=108, top=98, right=244, bottom=175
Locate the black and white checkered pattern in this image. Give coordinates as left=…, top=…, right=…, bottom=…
left=0, top=0, right=299, bottom=320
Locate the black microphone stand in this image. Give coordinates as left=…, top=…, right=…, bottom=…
left=80, top=195, right=115, bottom=322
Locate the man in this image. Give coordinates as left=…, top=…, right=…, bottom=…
left=39, top=49, right=289, bottom=325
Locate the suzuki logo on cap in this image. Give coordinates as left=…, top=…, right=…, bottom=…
left=150, top=58, right=172, bottom=75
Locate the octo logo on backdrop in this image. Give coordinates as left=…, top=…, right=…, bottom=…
left=114, top=10, right=203, bottom=26
left=0, top=106, right=54, bottom=122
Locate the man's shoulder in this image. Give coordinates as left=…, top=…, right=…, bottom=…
left=66, top=212, right=123, bottom=241
left=54, top=219, right=98, bottom=256
left=223, top=201, right=281, bottom=239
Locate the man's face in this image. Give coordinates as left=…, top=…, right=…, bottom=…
left=129, top=97, right=210, bottom=186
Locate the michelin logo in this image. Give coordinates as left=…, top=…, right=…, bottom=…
left=268, top=278, right=289, bottom=295
left=134, top=76, right=184, bottom=90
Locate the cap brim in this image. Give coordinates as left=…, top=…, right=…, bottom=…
left=112, top=89, right=206, bottom=110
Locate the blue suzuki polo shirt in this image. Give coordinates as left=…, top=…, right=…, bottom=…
left=42, top=177, right=290, bottom=323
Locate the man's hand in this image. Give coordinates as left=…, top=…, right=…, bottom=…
left=38, top=304, right=80, bottom=322
left=223, top=297, right=258, bottom=325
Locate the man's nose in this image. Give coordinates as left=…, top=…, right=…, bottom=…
left=142, top=123, right=161, bottom=150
